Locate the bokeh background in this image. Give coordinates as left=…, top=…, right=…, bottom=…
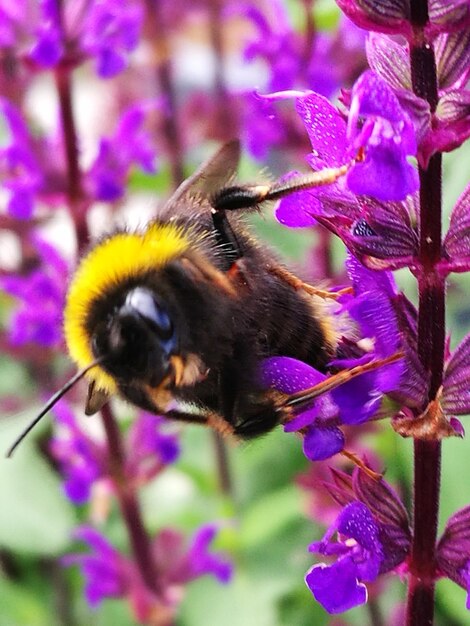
left=0, top=0, right=470, bottom=624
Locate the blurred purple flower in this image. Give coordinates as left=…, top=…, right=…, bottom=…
left=125, top=413, right=180, bottom=482
left=1, top=237, right=67, bottom=347
left=306, top=469, right=411, bottom=613
left=50, top=401, right=105, bottom=504
left=29, top=0, right=63, bottom=67
left=64, top=526, right=130, bottom=607
left=185, top=524, right=233, bottom=584
left=86, top=102, right=157, bottom=201
left=3, top=0, right=142, bottom=76
left=80, top=0, right=143, bottom=78
left=0, top=98, right=43, bottom=219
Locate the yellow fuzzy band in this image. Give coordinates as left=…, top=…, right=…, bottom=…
left=64, top=222, right=191, bottom=393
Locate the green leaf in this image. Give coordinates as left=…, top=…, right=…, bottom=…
left=239, top=486, right=302, bottom=549
left=0, top=417, right=76, bottom=554
left=0, top=575, right=51, bottom=626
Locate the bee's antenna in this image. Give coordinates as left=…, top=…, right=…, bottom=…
left=6, top=358, right=105, bottom=459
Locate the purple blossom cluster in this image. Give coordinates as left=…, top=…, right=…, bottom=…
left=252, top=0, right=470, bottom=618
left=0, top=0, right=470, bottom=624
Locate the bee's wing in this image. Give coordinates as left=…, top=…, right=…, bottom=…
left=160, top=140, right=241, bottom=218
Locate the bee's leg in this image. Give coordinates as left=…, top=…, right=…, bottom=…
left=210, top=162, right=353, bottom=267
left=266, top=264, right=352, bottom=301
left=211, top=162, right=353, bottom=214
left=210, top=206, right=245, bottom=264
left=166, top=408, right=237, bottom=439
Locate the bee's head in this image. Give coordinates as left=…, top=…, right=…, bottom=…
left=92, top=287, right=177, bottom=387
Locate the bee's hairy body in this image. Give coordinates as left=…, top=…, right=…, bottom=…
left=64, top=143, right=335, bottom=438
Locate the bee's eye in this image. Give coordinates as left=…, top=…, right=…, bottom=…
left=124, top=287, right=173, bottom=340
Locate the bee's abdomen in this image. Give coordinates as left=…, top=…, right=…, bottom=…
left=262, top=280, right=334, bottom=371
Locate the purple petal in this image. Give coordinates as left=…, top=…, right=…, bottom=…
left=261, top=356, right=326, bottom=394
left=435, top=31, right=470, bottom=90
left=366, top=33, right=411, bottom=91
left=296, top=93, right=348, bottom=167
left=442, top=334, right=470, bottom=414
left=347, top=139, right=419, bottom=202
left=275, top=189, right=320, bottom=227
left=444, top=182, right=470, bottom=260
left=306, top=556, right=367, bottom=614
left=303, top=425, right=344, bottom=461
left=429, top=0, right=470, bottom=34
left=337, top=501, right=381, bottom=552
left=187, top=525, right=232, bottom=584
left=335, top=0, right=412, bottom=36
left=332, top=372, right=383, bottom=424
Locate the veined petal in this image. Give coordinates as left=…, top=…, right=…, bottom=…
left=336, top=0, right=412, bottom=37
left=442, top=333, right=470, bottom=414
left=366, top=34, right=411, bottom=91
left=435, top=31, right=470, bottom=90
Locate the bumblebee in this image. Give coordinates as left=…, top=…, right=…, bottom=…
left=8, top=141, right=354, bottom=456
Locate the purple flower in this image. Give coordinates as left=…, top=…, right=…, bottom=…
left=80, top=1, right=143, bottom=78
left=262, top=356, right=344, bottom=461
left=125, top=413, right=180, bottom=482
left=366, top=31, right=470, bottom=167
left=295, top=70, right=418, bottom=202
left=1, top=237, right=67, bottom=347
left=152, top=524, right=233, bottom=587
left=306, top=469, right=411, bottom=613
left=275, top=90, right=419, bottom=268
left=185, top=524, right=233, bottom=584
left=346, top=71, right=418, bottom=201
left=50, top=401, right=105, bottom=504
left=86, top=102, right=157, bottom=202
left=306, top=501, right=383, bottom=613
left=262, top=258, right=414, bottom=461
left=437, top=505, right=470, bottom=609
left=0, top=98, right=43, bottom=219
left=29, top=0, right=63, bottom=67
left=64, top=526, right=129, bottom=607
